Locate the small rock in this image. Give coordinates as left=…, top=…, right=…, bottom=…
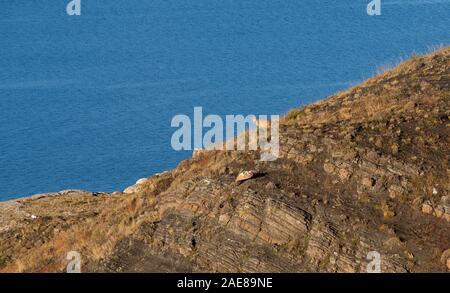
left=323, top=162, right=335, bottom=174
left=338, top=168, right=351, bottom=181
left=434, top=205, right=446, bottom=218
left=388, top=185, right=404, bottom=199
left=391, top=143, right=399, bottom=155
left=136, top=178, right=148, bottom=185
left=218, top=214, right=230, bottom=224
left=123, top=185, right=139, bottom=194
left=155, top=170, right=169, bottom=176
left=422, top=201, right=433, bottom=214
left=432, top=187, right=438, bottom=195
left=235, top=171, right=254, bottom=182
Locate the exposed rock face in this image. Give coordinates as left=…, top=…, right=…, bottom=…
left=0, top=48, right=449, bottom=272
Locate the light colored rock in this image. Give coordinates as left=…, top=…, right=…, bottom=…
left=235, top=171, right=254, bottom=182
left=338, top=168, right=351, bottom=181
left=155, top=171, right=169, bottom=176
left=323, top=162, right=335, bottom=174
left=136, top=178, right=148, bottom=185
left=434, top=205, right=445, bottom=217
left=388, top=185, right=405, bottom=199
left=218, top=214, right=230, bottom=224
left=391, top=143, right=399, bottom=155
left=59, top=189, right=90, bottom=196
left=123, top=184, right=139, bottom=194
left=422, top=201, right=433, bottom=214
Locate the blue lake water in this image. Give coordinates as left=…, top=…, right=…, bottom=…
left=0, top=0, right=449, bottom=200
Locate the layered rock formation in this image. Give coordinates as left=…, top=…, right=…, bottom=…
left=0, top=47, right=449, bottom=272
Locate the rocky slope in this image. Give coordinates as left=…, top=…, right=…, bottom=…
left=0, top=47, right=449, bottom=272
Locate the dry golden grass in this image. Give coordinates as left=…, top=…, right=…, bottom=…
left=282, top=46, right=450, bottom=126
left=1, top=194, right=149, bottom=272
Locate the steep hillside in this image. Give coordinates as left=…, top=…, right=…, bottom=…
left=1, top=47, right=449, bottom=272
